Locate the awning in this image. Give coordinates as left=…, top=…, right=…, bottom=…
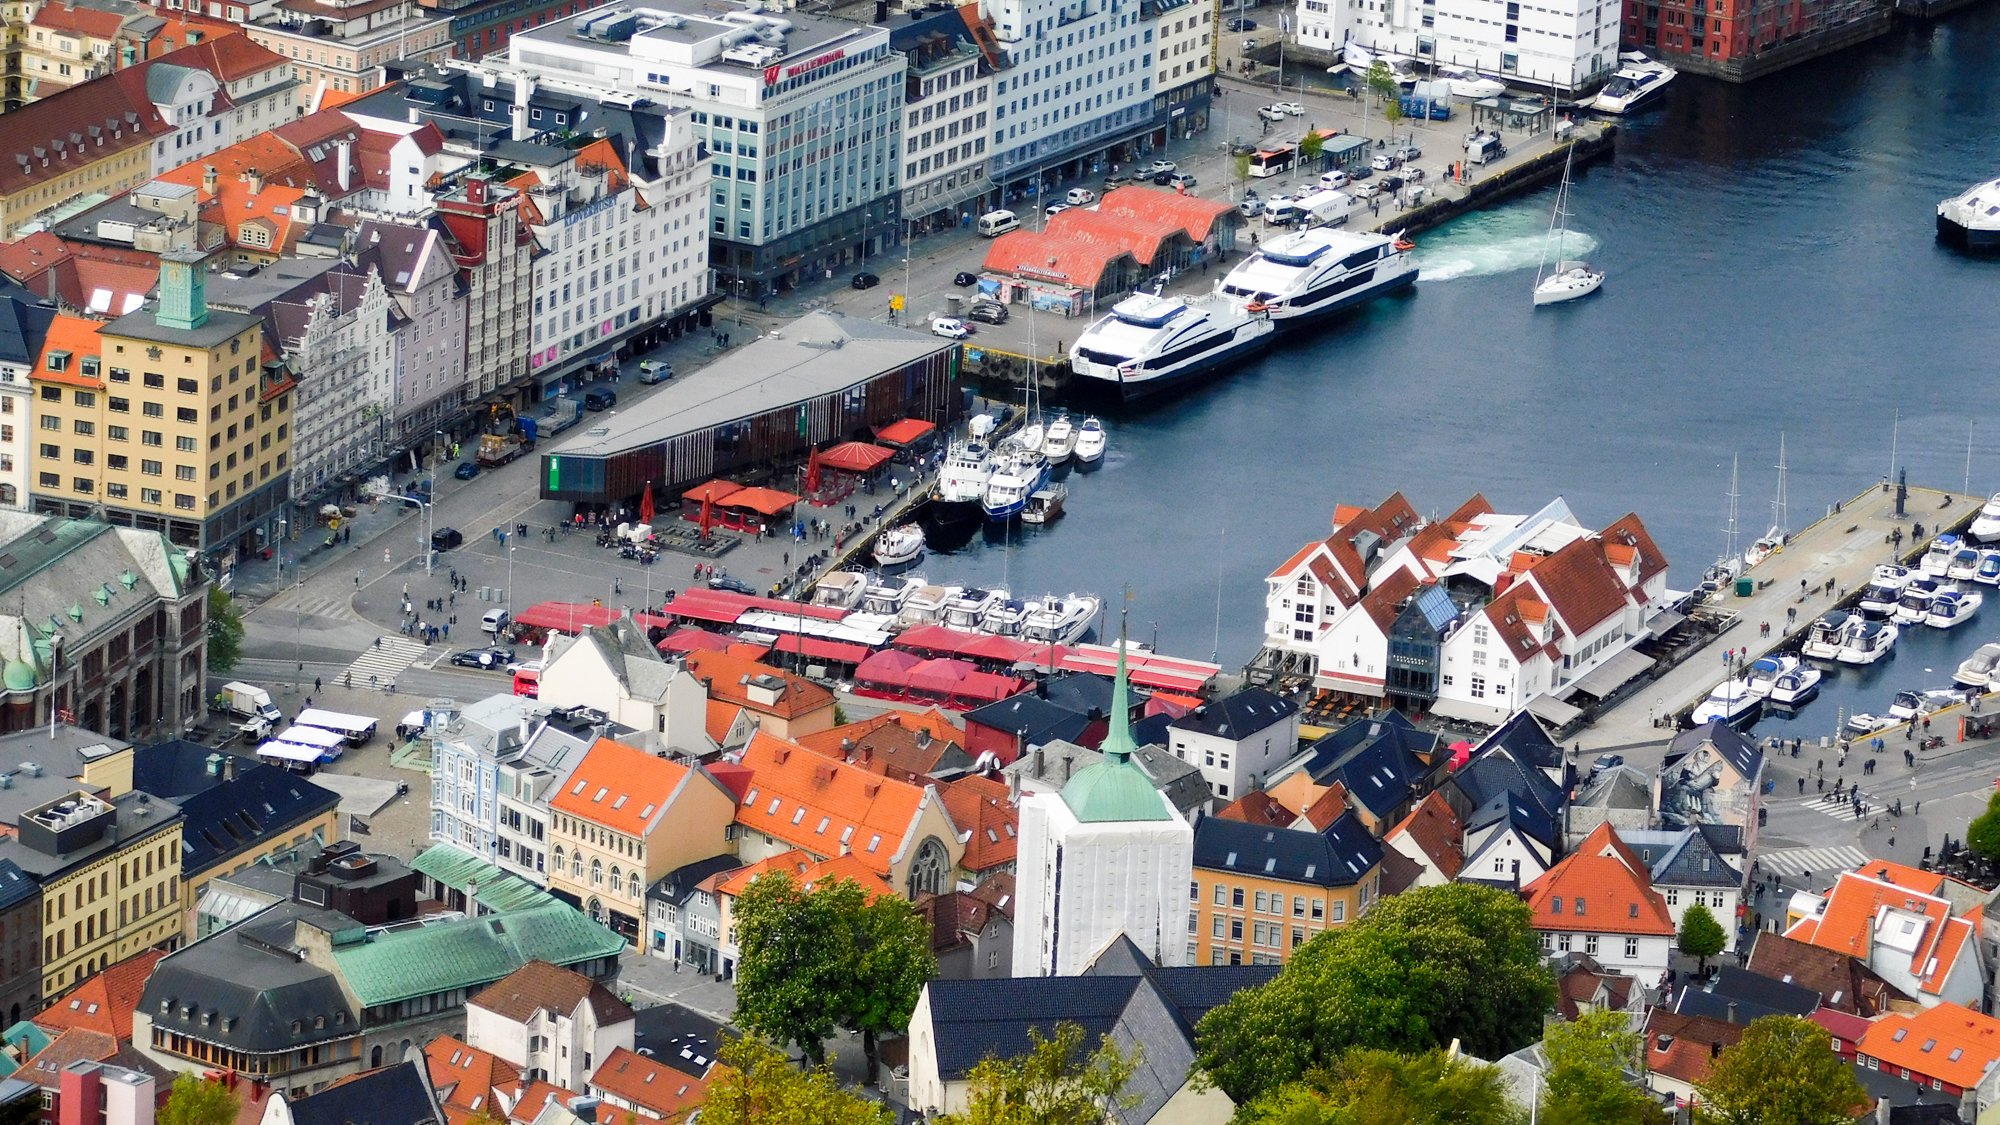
left=956, top=671, right=1024, bottom=704
left=400, top=710, right=426, bottom=727
left=817, top=442, right=895, bottom=473
left=895, top=624, right=978, bottom=656
left=666, top=588, right=848, bottom=626
left=681, top=480, right=744, bottom=505
left=1525, top=694, right=1585, bottom=727
left=720, top=487, right=803, bottom=516
left=770, top=634, right=874, bottom=664
left=659, top=627, right=736, bottom=654
left=874, top=418, right=936, bottom=446
left=513, top=602, right=621, bottom=631
left=1567, top=648, right=1655, bottom=700
left=1643, top=608, right=1689, bottom=637
left=908, top=658, right=976, bottom=695
left=257, top=741, right=324, bottom=763
left=856, top=649, right=925, bottom=689
left=956, top=634, right=1036, bottom=663
left=274, top=726, right=343, bottom=750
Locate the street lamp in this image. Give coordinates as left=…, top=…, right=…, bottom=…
left=379, top=494, right=434, bottom=574
left=507, top=544, right=516, bottom=606
left=279, top=517, right=301, bottom=693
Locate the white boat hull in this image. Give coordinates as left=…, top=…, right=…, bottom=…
left=1534, top=265, right=1605, bottom=305
left=1769, top=667, right=1823, bottom=707
left=1837, top=622, right=1899, bottom=665
left=1926, top=592, right=1983, bottom=628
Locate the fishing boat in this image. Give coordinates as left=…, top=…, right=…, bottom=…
left=873, top=524, right=926, bottom=569
left=1588, top=53, right=1676, bottom=114
left=809, top=571, right=870, bottom=611
left=983, top=445, right=1052, bottom=520
left=1215, top=228, right=1418, bottom=328
left=1022, top=485, right=1067, bottom=525
left=1768, top=664, right=1822, bottom=707
left=1800, top=612, right=1849, bottom=660
left=1532, top=143, right=1604, bottom=306
left=1955, top=642, right=2000, bottom=688
left=1069, top=292, right=1275, bottom=400
left=1921, top=534, right=1961, bottom=577
left=1973, top=492, right=2000, bottom=541
left=862, top=575, right=925, bottom=617
left=936, top=424, right=998, bottom=518
left=1835, top=617, right=1899, bottom=665
left=1743, top=654, right=1799, bottom=699
left=1926, top=589, right=1984, bottom=628
left=1022, top=594, right=1102, bottom=646
left=1858, top=566, right=1913, bottom=617
left=1073, top=417, right=1107, bottom=464
left=1041, top=414, right=1077, bottom=464
left=1690, top=680, right=1760, bottom=727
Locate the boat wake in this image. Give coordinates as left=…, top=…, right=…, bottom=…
left=1415, top=230, right=1601, bottom=281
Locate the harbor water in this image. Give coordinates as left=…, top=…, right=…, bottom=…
left=916, top=6, right=2000, bottom=734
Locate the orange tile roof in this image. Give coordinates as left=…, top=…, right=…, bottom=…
left=32, top=950, right=163, bottom=1041
left=151, top=164, right=311, bottom=255
left=588, top=1046, right=711, bottom=1118
left=1602, top=513, right=1670, bottom=587
left=1384, top=791, right=1462, bottom=879
left=704, top=700, right=744, bottom=746
left=1790, top=864, right=1973, bottom=991
left=1521, top=846, right=1675, bottom=937
left=32, top=315, right=105, bottom=389
left=17, top=1027, right=117, bottom=1090
left=938, top=775, right=1015, bottom=872
left=1444, top=494, right=1493, bottom=524
left=1517, top=534, right=1635, bottom=639
left=1577, top=821, right=1648, bottom=876
left=1267, top=540, right=1321, bottom=581
left=504, top=1079, right=570, bottom=1124
left=1216, top=791, right=1297, bottom=828
left=164, top=132, right=316, bottom=191
left=1643, top=1009, right=1742, bottom=1087
left=1858, top=1003, right=2000, bottom=1089
left=1044, top=207, right=1178, bottom=266
left=31, top=4, right=134, bottom=39
left=980, top=229, right=1130, bottom=290
left=684, top=649, right=834, bottom=721
left=425, top=1035, right=521, bottom=1125
left=733, top=732, right=940, bottom=876
left=1298, top=782, right=1349, bottom=831
left=715, top=849, right=813, bottom=898
left=316, top=87, right=369, bottom=111
left=144, top=12, right=243, bottom=59
left=1095, top=184, right=1238, bottom=242
left=548, top=738, right=693, bottom=837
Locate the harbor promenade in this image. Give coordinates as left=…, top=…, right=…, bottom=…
left=1578, top=481, right=1981, bottom=751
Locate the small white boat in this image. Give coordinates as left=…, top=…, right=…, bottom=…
left=1973, top=493, right=2000, bottom=542
left=862, top=574, right=926, bottom=617
left=942, top=587, right=1007, bottom=632
left=1893, top=578, right=1940, bottom=624
left=873, top=524, right=925, bottom=569
left=809, top=571, right=870, bottom=611
left=1955, top=642, right=2000, bottom=688
left=1691, top=680, right=1760, bottom=727
left=1922, top=534, right=1961, bottom=577
left=1846, top=711, right=1896, bottom=734
left=1589, top=54, right=1676, bottom=114
left=1435, top=65, right=1506, bottom=99
left=1927, top=589, right=1983, bottom=628
left=1836, top=618, right=1899, bottom=665
left=1021, top=593, right=1102, bottom=647
left=1041, top=414, right=1077, bottom=464
left=1743, top=527, right=1785, bottom=569
left=1743, top=654, right=1799, bottom=699
left=1022, top=485, right=1067, bottom=525
left=1977, top=551, right=2000, bottom=586
left=1768, top=664, right=1822, bottom=707
left=1888, top=688, right=1964, bottom=722
left=1073, top=417, right=1107, bottom=464
left=1949, top=547, right=1984, bottom=581
left=1014, top=420, right=1046, bottom=457
left=1859, top=566, right=1913, bottom=617
left=1532, top=144, right=1603, bottom=306
left=1801, top=612, right=1850, bottom=661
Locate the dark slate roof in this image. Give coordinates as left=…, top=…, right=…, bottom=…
left=1282, top=712, right=1436, bottom=820
left=645, top=854, right=744, bottom=910
left=178, top=763, right=341, bottom=878
left=1169, top=687, right=1297, bottom=742
left=1466, top=789, right=1556, bottom=850
left=1040, top=673, right=1115, bottom=718
left=1649, top=828, right=1741, bottom=889
left=1138, top=965, right=1280, bottom=1031
left=1192, top=812, right=1382, bottom=888
left=631, top=1002, right=726, bottom=1080
left=140, top=901, right=361, bottom=1055
left=1696, top=823, right=1745, bottom=855
left=1673, top=966, right=1819, bottom=1025
left=1131, top=713, right=1174, bottom=750
left=0, top=860, right=34, bottom=912
left=287, top=1059, right=440, bottom=1125
left=1451, top=747, right=1565, bottom=826
left=0, top=293, right=55, bottom=368
left=133, top=740, right=234, bottom=799
left=1667, top=721, right=1765, bottom=780
left=1477, top=710, right=1564, bottom=772
left=925, top=976, right=1140, bottom=1079
left=964, top=693, right=1091, bottom=747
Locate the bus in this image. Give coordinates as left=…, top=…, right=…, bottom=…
left=294, top=708, right=379, bottom=747
left=1249, top=146, right=1297, bottom=178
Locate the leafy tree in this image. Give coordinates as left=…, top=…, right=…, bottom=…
left=1967, top=790, right=2000, bottom=858
left=160, top=1074, right=239, bottom=1125
left=1194, top=883, right=1554, bottom=1106
left=700, top=1035, right=892, bottom=1125
left=1299, top=131, right=1325, bottom=164
left=1695, top=1015, right=1867, bottom=1125
left=1364, top=60, right=1398, bottom=102
left=1235, top=154, right=1253, bottom=181
left=936, top=1021, right=1140, bottom=1125
left=207, top=586, right=244, bottom=674
left=844, top=892, right=936, bottom=1084
left=1539, top=1011, right=1667, bottom=1125
left=1677, top=903, right=1727, bottom=972
left=1234, top=1049, right=1515, bottom=1125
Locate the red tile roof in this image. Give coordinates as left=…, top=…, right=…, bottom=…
left=684, top=649, right=834, bottom=721
left=1384, top=791, right=1462, bottom=880
left=425, top=1035, right=521, bottom=1125
left=938, top=774, right=1015, bottom=872
left=980, top=229, right=1131, bottom=290
left=1788, top=865, right=1973, bottom=993
left=32, top=950, right=163, bottom=1041
left=1044, top=207, right=1178, bottom=266
left=1643, top=1009, right=1742, bottom=1087
left=1095, top=185, right=1238, bottom=242
left=1522, top=836, right=1674, bottom=937
left=733, top=733, right=943, bottom=876
left=32, top=315, right=106, bottom=389
left=1357, top=568, right=1420, bottom=634
left=504, top=1080, right=570, bottom=1124
left=31, top=4, right=135, bottom=40
left=714, top=848, right=894, bottom=902
left=1601, top=513, right=1669, bottom=587
left=167, top=31, right=289, bottom=83
left=1216, top=791, right=1297, bottom=828
left=470, top=960, right=634, bottom=1028
left=588, top=1046, right=711, bottom=1119
left=548, top=738, right=694, bottom=837
left=17, top=1028, right=117, bottom=1090
left=1857, top=1003, right=2000, bottom=1090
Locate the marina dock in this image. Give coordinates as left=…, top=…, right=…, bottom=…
left=1579, top=481, right=1983, bottom=750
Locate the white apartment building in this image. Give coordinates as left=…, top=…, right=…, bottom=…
left=1295, top=0, right=1617, bottom=92
left=493, top=1, right=906, bottom=297
left=276, top=265, right=396, bottom=496
left=429, top=693, right=557, bottom=862
left=982, top=0, right=1165, bottom=196
left=890, top=10, right=995, bottom=234
left=1149, top=0, right=1216, bottom=138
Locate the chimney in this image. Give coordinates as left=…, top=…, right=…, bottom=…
left=512, top=75, right=535, bottom=143
left=1060, top=753, right=1071, bottom=783
left=246, top=168, right=264, bottom=194
left=1007, top=769, right=1021, bottom=803
left=860, top=746, right=872, bottom=765
left=1032, top=746, right=1044, bottom=776
left=841, top=737, right=855, bottom=760
left=566, top=1097, right=599, bottom=1124
left=466, top=879, right=479, bottom=916
left=1709, top=1041, right=1722, bottom=1059
left=335, top=139, right=351, bottom=193
left=1726, top=1001, right=1738, bottom=1024
left=224, top=755, right=237, bottom=781
left=917, top=729, right=933, bottom=751
left=201, top=164, right=217, bottom=194
left=519, top=717, right=531, bottom=745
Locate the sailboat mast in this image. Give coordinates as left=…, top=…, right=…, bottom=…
left=1553, top=145, right=1572, bottom=268
left=1773, top=433, right=1789, bottom=539
left=1724, top=453, right=1742, bottom=568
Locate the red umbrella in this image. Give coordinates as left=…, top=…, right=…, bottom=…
left=699, top=493, right=714, bottom=542
left=805, top=448, right=821, bottom=494
left=639, top=481, right=655, bottom=525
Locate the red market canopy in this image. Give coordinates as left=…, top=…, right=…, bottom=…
left=956, top=634, right=1036, bottom=663
left=681, top=480, right=744, bottom=504
left=873, top=418, right=936, bottom=446
left=956, top=671, right=1025, bottom=704
left=856, top=649, right=925, bottom=689
left=720, top=487, right=802, bottom=516
left=667, top=587, right=847, bottom=626
left=770, top=634, right=875, bottom=664
left=512, top=602, right=620, bottom=631
left=659, top=627, right=736, bottom=655
left=907, top=658, right=976, bottom=695
left=818, top=442, right=895, bottom=473
left=1059, top=645, right=1221, bottom=693
left=895, top=624, right=979, bottom=657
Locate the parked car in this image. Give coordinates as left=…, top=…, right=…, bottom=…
left=507, top=658, right=544, bottom=675
left=1350, top=181, right=1380, bottom=199
left=1147, top=159, right=1177, bottom=175
left=1065, top=187, right=1096, bottom=206
left=709, top=574, right=757, bottom=595
left=953, top=271, right=979, bottom=287
left=450, top=648, right=516, bottom=670
left=931, top=317, right=971, bottom=340
left=1272, top=101, right=1304, bottom=116
left=1318, top=169, right=1351, bottom=189
left=1399, top=166, right=1426, bottom=184
left=453, top=462, right=480, bottom=480
left=637, top=360, right=672, bottom=384
left=1257, top=105, right=1287, bottom=123
left=1045, top=202, right=1071, bottom=217
left=967, top=300, right=1010, bottom=324
left=851, top=271, right=880, bottom=289
left=1168, top=171, right=1198, bottom=189
left=1390, top=142, right=1423, bottom=163
left=1152, top=171, right=1174, bottom=185
left=1225, top=16, right=1256, bottom=29
left=1378, top=174, right=1405, bottom=193
left=1371, top=151, right=1402, bottom=171
left=1591, top=753, right=1625, bottom=774
left=583, top=388, right=616, bottom=411
left=430, top=527, right=464, bottom=551
left=1102, top=173, right=1131, bottom=191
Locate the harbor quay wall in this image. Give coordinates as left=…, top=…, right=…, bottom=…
left=1371, top=126, right=1617, bottom=239
left=1895, top=0, right=1985, bottom=18
left=1661, top=10, right=1895, bottom=82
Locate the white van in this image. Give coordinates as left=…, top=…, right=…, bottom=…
left=1295, top=188, right=1360, bottom=228
left=1262, top=196, right=1301, bottom=225
left=977, top=210, right=1021, bottom=237
left=1318, top=169, right=1350, bottom=190
left=482, top=609, right=510, bottom=634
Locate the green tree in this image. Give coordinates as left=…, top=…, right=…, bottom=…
left=1364, top=60, right=1398, bottom=102
left=1235, top=153, right=1253, bottom=181
left=1967, top=790, right=2000, bottom=858
left=207, top=586, right=244, bottom=675
left=701, top=1035, right=893, bottom=1125
left=1677, top=903, right=1727, bottom=972
left=1299, top=130, right=1325, bottom=164
left=1234, top=1049, right=1515, bottom=1125
left=1694, top=1015, right=1867, bottom=1125
left=1539, top=1011, right=1668, bottom=1125
left=843, top=892, right=936, bottom=1084
left=159, top=1074, right=240, bottom=1125
left=936, top=1021, right=1141, bottom=1125
left=1194, top=883, right=1554, bottom=1106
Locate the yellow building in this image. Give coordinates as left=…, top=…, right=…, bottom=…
left=1189, top=811, right=1382, bottom=966
left=35, top=249, right=292, bottom=571
left=18, top=0, right=152, bottom=103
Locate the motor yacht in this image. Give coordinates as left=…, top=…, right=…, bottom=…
left=1691, top=679, right=1760, bottom=727
left=1846, top=712, right=1896, bottom=735
left=1893, top=577, right=1941, bottom=624
left=1216, top=228, right=1417, bottom=329
left=981, top=597, right=1029, bottom=638
left=1938, top=179, right=2000, bottom=253
left=1768, top=664, right=1823, bottom=707
left=809, top=571, right=870, bottom=611
left=1801, top=612, right=1849, bottom=660
left=862, top=575, right=925, bottom=617
left=1858, top=566, right=1913, bottom=617
left=895, top=584, right=959, bottom=630
left=1927, top=589, right=1984, bottom=628
left=1589, top=54, right=1676, bottom=114
left=936, top=437, right=997, bottom=512
left=1949, top=547, right=1983, bottom=581
left=1972, top=493, right=2000, bottom=541
left=1956, top=642, right=2000, bottom=688
left=1041, top=414, right=1077, bottom=464
left=1435, top=65, right=1506, bottom=99
left=1978, top=551, right=2000, bottom=586
left=1744, top=654, right=1800, bottom=699
left=982, top=446, right=1051, bottom=520
left=1073, top=417, right=1107, bottom=464
left=1071, top=293, right=1276, bottom=400
left=942, top=587, right=1007, bottom=633
left=1022, top=593, right=1102, bottom=647
left=1836, top=618, right=1899, bottom=665
left=1888, top=688, right=1964, bottom=722
left=1922, top=534, right=1961, bottom=577
left=873, top=524, right=925, bottom=569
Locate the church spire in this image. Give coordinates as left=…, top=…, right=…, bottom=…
left=1102, top=606, right=1135, bottom=764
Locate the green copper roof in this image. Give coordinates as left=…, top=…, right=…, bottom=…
left=332, top=900, right=627, bottom=1007
left=1061, top=627, right=1169, bottom=823
left=409, top=843, right=559, bottom=915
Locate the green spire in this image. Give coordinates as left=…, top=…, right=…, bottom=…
left=1058, top=604, right=1168, bottom=823
left=1101, top=611, right=1136, bottom=764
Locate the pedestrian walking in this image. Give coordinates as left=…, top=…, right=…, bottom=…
left=314, top=677, right=322, bottom=692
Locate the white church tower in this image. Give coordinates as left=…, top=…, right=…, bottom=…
left=1013, top=627, right=1195, bottom=976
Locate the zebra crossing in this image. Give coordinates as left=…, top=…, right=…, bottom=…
left=265, top=587, right=361, bottom=623
left=339, top=637, right=428, bottom=687
left=1756, top=845, right=1870, bottom=879
left=1797, top=792, right=1874, bottom=821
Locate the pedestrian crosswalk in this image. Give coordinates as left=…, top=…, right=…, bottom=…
left=1797, top=791, right=1876, bottom=821
left=1757, top=845, right=1870, bottom=879
left=267, top=588, right=361, bottom=622
left=339, top=637, right=427, bottom=688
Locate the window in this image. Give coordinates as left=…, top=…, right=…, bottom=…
left=1232, top=887, right=1245, bottom=908
left=109, top=397, right=129, bottom=413
left=176, top=377, right=198, bottom=394
left=1551, top=897, right=1563, bottom=915
left=1624, top=936, right=1638, bottom=958
left=1575, top=898, right=1586, bottom=916
left=1585, top=934, right=1599, bottom=955
left=176, top=436, right=196, bottom=452
left=1470, top=675, right=1486, bottom=699
left=143, top=402, right=162, bottom=418
left=141, top=460, right=161, bottom=475
left=142, top=431, right=162, bottom=446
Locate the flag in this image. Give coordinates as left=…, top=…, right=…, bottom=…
left=349, top=816, right=371, bottom=836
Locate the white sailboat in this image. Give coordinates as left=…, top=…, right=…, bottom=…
left=1532, top=142, right=1604, bottom=306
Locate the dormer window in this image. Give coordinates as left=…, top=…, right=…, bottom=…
left=46, top=351, right=68, bottom=372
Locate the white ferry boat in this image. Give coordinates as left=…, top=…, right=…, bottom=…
left=1216, top=228, right=1417, bottom=329
left=1070, top=293, right=1275, bottom=400
left=1939, top=179, right=2000, bottom=252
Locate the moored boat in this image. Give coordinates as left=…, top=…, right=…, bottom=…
left=1926, top=589, right=1983, bottom=628
left=1858, top=566, right=1913, bottom=617
left=1955, top=642, right=2000, bottom=688
left=1836, top=617, right=1899, bottom=665
left=810, top=571, right=870, bottom=611
left=1023, top=485, right=1067, bottom=525
left=1022, top=593, right=1102, bottom=646
left=983, top=446, right=1052, bottom=520
left=1691, top=679, right=1760, bottom=727
left=873, top=524, right=925, bottom=569
left=862, top=575, right=925, bottom=617
left=1041, top=414, right=1077, bottom=464
left=1768, top=664, right=1822, bottom=707
left=1939, top=179, right=2000, bottom=253
left=1972, top=493, right=2000, bottom=542
left=1922, top=534, right=1961, bottom=577
left=1801, top=612, right=1849, bottom=661
left=1070, top=292, right=1275, bottom=400
left=1073, top=417, right=1107, bottom=465
left=1589, top=54, right=1676, bottom=114
left=1743, top=654, right=1799, bottom=699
